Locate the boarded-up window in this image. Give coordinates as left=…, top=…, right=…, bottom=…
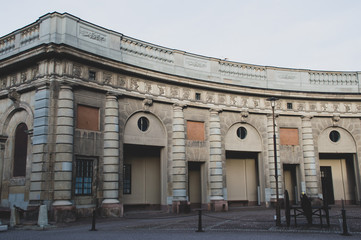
left=280, top=128, right=299, bottom=145
left=77, top=105, right=99, bottom=131
left=187, top=121, right=205, bottom=141
left=13, top=123, right=28, bottom=177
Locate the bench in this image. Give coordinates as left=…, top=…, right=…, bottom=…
left=284, top=190, right=330, bottom=227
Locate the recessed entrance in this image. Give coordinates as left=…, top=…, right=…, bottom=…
left=123, top=144, right=161, bottom=210
left=226, top=151, right=259, bottom=207
left=188, top=162, right=203, bottom=209
left=283, top=164, right=299, bottom=204
left=319, top=153, right=356, bottom=205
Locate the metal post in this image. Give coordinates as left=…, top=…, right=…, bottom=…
left=196, top=209, right=204, bottom=232
left=90, top=208, right=97, bottom=231
left=341, top=199, right=351, bottom=236
left=267, top=97, right=281, bottom=227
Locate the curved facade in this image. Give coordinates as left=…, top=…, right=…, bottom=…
left=0, top=12, right=360, bottom=220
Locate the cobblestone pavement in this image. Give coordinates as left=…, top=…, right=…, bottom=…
left=3, top=205, right=361, bottom=235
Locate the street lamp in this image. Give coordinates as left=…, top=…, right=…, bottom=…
left=267, top=97, right=281, bottom=227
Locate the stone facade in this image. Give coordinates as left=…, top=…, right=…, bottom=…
left=0, top=13, right=360, bottom=221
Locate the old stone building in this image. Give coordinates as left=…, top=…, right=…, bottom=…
left=0, top=12, right=360, bottom=220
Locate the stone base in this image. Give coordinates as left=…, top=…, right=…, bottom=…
left=52, top=205, right=76, bottom=223
left=172, top=201, right=190, bottom=214
left=210, top=200, right=228, bottom=212
left=0, top=225, right=8, bottom=232
left=101, top=203, right=123, bottom=217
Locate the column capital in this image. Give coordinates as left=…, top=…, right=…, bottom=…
left=173, top=102, right=187, bottom=109
left=209, top=108, right=223, bottom=114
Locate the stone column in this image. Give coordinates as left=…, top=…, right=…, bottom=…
left=53, top=85, right=74, bottom=208
left=0, top=136, right=7, bottom=203
left=209, top=109, right=227, bottom=211
left=102, top=94, right=122, bottom=216
left=172, top=104, right=188, bottom=213
left=29, top=84, right=50, bottom=205
left=301, top=115, right=318, bottom=197
left=267, top=114, right=281, bottom=203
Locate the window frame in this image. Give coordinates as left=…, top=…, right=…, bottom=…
left=75, top=158, right=94, bottom=196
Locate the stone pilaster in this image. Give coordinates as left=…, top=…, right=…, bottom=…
left=209, top=109, right=227, bottom=211
left=172, top=104, right=188, bottom=212
left=53, top=85, right=74, bottom=207
left=102, top=94, right=122, bottom=216
left=301, top=115, right=318, bottom=197
left=29, top=84, right=50, bottom=204
left=267, top=114, right=281, bottom=201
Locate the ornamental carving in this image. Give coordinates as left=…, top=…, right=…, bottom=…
left=11, top=75, right=17, bottom=85
left=183, top=89, right=190, bottom=100
left=130, top=79, right=139, bottom=91
left=103, top=72, right=112, bottom=84
left=73, top=65, right=82, bottom=78
left=117, top=75, right=126, bottom=87
left=218, top=94, right=226, bottom=104
left=170, top=87, right=179, bottom=98
left=206, top=93, right=215, bottom=103
left=157, top=85, right=165, bottom=95
left=145, top=82, right=152, bottom=94
left=79, top=27, right=106, bottom=43
left=21, top=72, right=27, bottom=83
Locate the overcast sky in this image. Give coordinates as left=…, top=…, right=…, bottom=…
left=1, top=0, right=361, bottom=71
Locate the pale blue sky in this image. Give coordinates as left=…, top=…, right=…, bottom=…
left=1, top=0, right=361, bottom=71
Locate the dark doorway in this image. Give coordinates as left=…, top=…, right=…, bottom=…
left=320, top=166, right=335, bottom=205
left=13, top=123, right=28, bottom=177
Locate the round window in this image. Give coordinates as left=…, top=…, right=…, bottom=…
left=137, top=117, right=149, bottom=132
left=329, top=130, right=340, bottom=143
left=237, top=127, right=247, bottom=139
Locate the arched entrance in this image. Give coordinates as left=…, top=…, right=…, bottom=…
left=123, top=112, right=167, bottom=210
left=318, top=127, right=358, bottom=205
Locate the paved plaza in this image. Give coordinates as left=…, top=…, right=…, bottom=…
left=1, top=206, right=361, bottom=239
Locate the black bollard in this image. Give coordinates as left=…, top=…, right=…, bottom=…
left=90, top=208, right=97, bottom=231
left=341, top=200, right=351, bottom=236
left=196, top=209, right=204, bottom=232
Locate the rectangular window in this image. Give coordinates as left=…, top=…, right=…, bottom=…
left=75, top=159, right=93, bottom=195
left=89, top=71, right=96, bottom=81
left=280, top=128, right=299, bottom=145
left=195, top=93, right=201, bottom=101
left=123, top=164, right=131, bottom=194
left=187, top=121, right=205, bottom=141
left=77, top=105, right=100, bottom=131
left=287, top=103, right=293, bottom=109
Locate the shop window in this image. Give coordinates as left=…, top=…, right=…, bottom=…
left=75, top=158, right=93, bottom=195
left=280, top=128, right=299, bottom=145
left=77, top=105, right=100, bottom=131
left=187, top=121, right=205, bottom=141
left=123, top=164, right=131, bottom=194
left=13, top=123, right=28, bottom=177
